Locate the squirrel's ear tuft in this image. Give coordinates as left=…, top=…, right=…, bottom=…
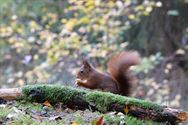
left=82, top=59, right=92, bottom=69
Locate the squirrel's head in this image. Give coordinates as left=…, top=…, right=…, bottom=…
left=76, top=60, right=93, bottom=80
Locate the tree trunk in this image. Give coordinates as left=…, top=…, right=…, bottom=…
left=127, top=0, right=188, bottom=55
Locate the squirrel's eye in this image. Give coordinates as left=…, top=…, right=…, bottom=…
left=80, top=70, right=84, bottom=74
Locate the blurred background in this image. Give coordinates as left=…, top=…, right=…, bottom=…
left=0, top=0, right=188, bottom=110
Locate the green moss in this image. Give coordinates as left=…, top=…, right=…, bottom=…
left=85, top=91, right=163, bottom=112
left=9, top=114, right=65, bottom=125
left=19, top=84, right=163, bottom=113
left=104, top=114, right=142, bottom=125
left=72, top=112, right=87, bottom=125
left=104, top=114, right=122, bottom=124
left=124, top=115, right=155, bottom=125
left=20, top=84, right=86, bottom=104
left=11, top=115, right=33, bottom=125
left=15, top=101, right=43, bottom=111
left=0, top=106, right=13, bottom=119
left=103, top=113, right=161, bottom=125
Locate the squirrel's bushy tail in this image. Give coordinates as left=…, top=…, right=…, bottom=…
left=107, top=51, right=140, bottom=96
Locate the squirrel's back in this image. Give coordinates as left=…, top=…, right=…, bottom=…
left=76, top=51, right=140, bottom=96
left=107, top=51, right=140, bottom=96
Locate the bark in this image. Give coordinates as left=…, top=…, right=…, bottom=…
left=127, top=0, right=188, bottom=55
left=0, top=85, right=188, bottom=124
left=0, top=88, right=20, bottom=100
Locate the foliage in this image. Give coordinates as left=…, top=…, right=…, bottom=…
left=0, top=0, right=160, bottom=87
left=133, top=52, right=163, bottom=73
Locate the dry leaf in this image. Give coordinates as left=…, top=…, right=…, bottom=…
left=96, top=116, right=104, bottom=125
left=177, top=112, right=188, bottom=121
left=124, top=105, right=129, bottom=114
left=70, top=121, right=78, bottom=125
left=36, top=115, right=42, bottom=120
left=43, top=100, right=52, bottom=107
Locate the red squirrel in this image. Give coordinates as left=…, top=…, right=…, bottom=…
left=75, top=51, right=140, bottom=96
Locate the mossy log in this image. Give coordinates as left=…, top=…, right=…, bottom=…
left=0, top=85, right=188, bottom=124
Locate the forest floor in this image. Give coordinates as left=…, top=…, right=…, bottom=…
left=133, top=52, right=188, bottom=110
left=0, top=100, right=160, bottom=125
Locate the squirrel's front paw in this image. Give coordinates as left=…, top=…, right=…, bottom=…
left=75, top=79, right=87, bottom=86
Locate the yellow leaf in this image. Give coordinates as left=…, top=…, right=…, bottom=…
left=143, top=11, right=150, bottom=16
left=108, top=1, right=115, bottom=7
left=124, top=105, right=129, bottom=114
left=17, top=28, right=23, bottom=34
left=64, top=19, right=77, bottom=31
left=29, top=20, right=40, bottom=29
left=61, top=18, right=67, bottom=23
left=128, top=14, right=135, bottom=20
left=43, top=100, right=52, bottom=107
left=146, top=6, right=153, bottom=13
left=70, top=121, right=78, bottom=125
left=135, top=5, right=144, bottom=11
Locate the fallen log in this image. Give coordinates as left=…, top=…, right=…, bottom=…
left=0, top=84, right=188, bottom=124
left=0, top=88, right=20, bottom=100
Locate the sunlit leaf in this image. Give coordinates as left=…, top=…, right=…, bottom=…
left=43, top=101, right=52, bottom=107
left=128, top=14, right=135, bottom=20
left=70, top=121, right=78, bottom=125
left=64, top=19, right=77, bottom=31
